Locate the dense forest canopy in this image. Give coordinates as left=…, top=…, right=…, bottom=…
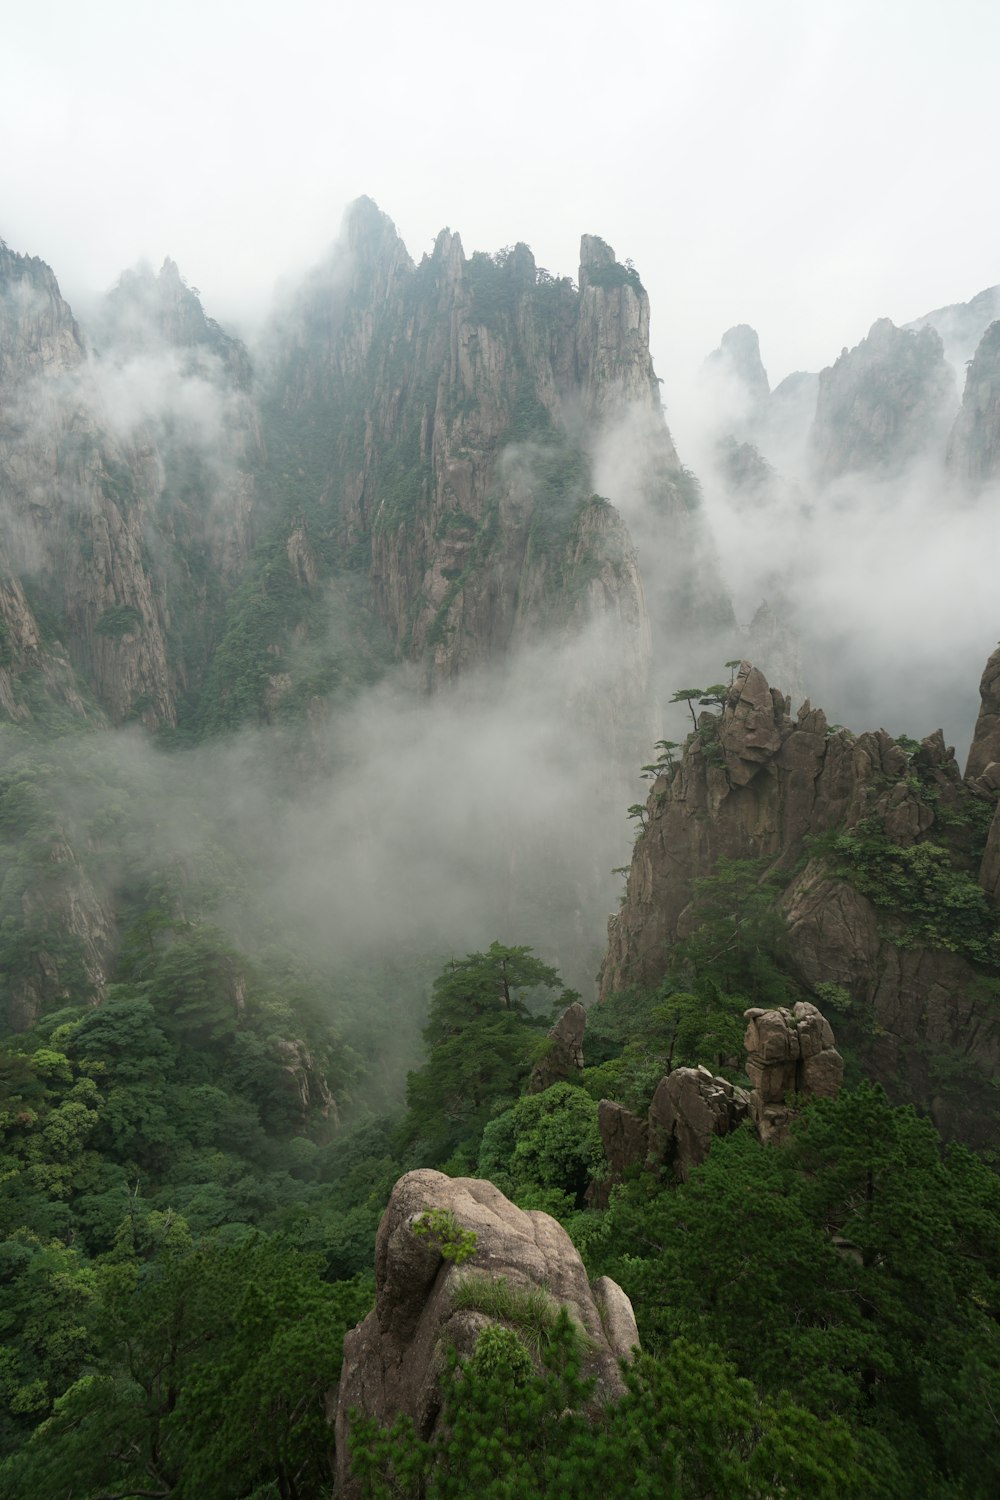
left=1, top=206, right=999, bottom=1498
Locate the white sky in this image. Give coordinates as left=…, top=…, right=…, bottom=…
left=2, top=0, right=998, bottom=401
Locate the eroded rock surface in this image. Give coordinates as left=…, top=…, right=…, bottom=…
left=527, top=1000, right=586, bottom=1094
left=600, top=656, right=1000, bottom=1143
left=744, top=1002, right=844, bottom=1144
left=335, top=1169, right=638, bottom=1497
left=810, top=317, right=956, bottom=481
left=947, top=321, right=1000, bottom=488
left=647, top=1066, right=751, bottom=1180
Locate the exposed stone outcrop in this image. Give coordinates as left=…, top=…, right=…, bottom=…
left=335, top=1169, right=639, bottom=1497
left=600, top=656, right=1000, bottom=1144
left=264, top=199, right=730, bottom=747
left=0, top=241, right=262, bottom=728
left=596, top=1098, right=649, bottom=1177
left=271, top=1037, right=338, bottom=1135
left=906, top=284, right=1000, bottom=369
left=647, top=1066, right=751, bottom=1180
left=526, top=1000, right=586, bottom=1094
left=744, top=1002, right=844, bottom=1145
left=591, top=998, right=841, bottom=1191
left=705, top=324, right=770, bottom=419
left=810, top=318, right=957, bottom=481
left=6, top=833, right=116, bottom=1031
left=948, top=322, right=1000, bottom=489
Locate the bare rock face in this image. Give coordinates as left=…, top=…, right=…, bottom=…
left=270, top=1037, right=338, bottom=1136
left=947, top=321, right=1000, bottom=489
left=335, top=1169, right=639, bottom=1497
left=743, top=1002, right=843, bottom=1145
left=588, top=1099, right=649, bottom=1207
left=596, top=1098, right=649, bottom=1177
left=263, top=200, right=731, bottom=748
left=965, top=644, right=1000, bottom=782
left=527, top=1000, right=586, bottom=1094
left=705, top=325, right=770, bottom=419
left=600, top=655, right=1000, bottom=1143
left=810, top=318, right=957, bottom=481
left=0, top=241, right=262, bottom=728
left=647, top=1066, right=751, bottom=1181
left=6, top=831, right=116, bottom=1030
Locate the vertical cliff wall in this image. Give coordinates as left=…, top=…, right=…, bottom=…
left=600, top=659, right=1000, bottom=1145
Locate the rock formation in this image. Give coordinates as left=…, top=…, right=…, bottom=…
left=743, top=1001, right=844, bottom=1145
left=810, top=318, right=957, bottom=481
left=526, top=1000, right=586, bottom=1094
left=705, top=324, right=770, bottom=426
left=335, top=1168, right=639, bottom=1497
left=964, top=645, right=1000, bottom=783
left=263, top=198, right=733, bottom=755
left=600, top=657, right=1000, bottom=1144
left=0, top=241, right=262, bottom=729
left=591, top=997, right=842, bottom=1191
left=647, top=1066, right=751, bottom=1180
left=947, top=321, right=1000, bottom=489
left=905, top=283, right=1000, bottom=369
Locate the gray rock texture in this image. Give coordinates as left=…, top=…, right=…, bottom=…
left=743, top=1001, right=844, bottom=1144
left=527, top=1001, right=586, bottom=1094
left=647, top=1066, right=751, bottom=1180
left=335, top=1169, right=638, bottom=1497
left=599, top=656, right=1000, bottom=1144
left=948, top=322, right=1000, bottom=488
left=810, top=318, right=957, bottom=481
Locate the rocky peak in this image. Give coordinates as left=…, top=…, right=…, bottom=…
left=599, top=654, right=1000, bottom=1142
left=97, top=258, right=252, bottom=385
left=744, top=1001, right=844, bottom=1144
left=947, top=320, right=1000, bottom=488
left=965, top=643, right=1000, bottom=781
left=591, top=997, right=843, bottom=1193
left=707, top=324, right=770, bottom=405
left=810, top=317, right=957, bottom=481
left=906, top=283, right=1000, bottom=368
left=526, top=1000, right=586, bottom=1094
left=335, top=1168, right=639, bottom=1497
left=575, top=233, right=657, bottom=420
left=578, top=232, right=617, bottom=276
left=0, top=244, right=84, bottom=381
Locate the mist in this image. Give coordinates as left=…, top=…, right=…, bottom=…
left=662, top=334, right=997, bottom=759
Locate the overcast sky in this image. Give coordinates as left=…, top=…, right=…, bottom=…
left=2, top=0, right=997, bottom=402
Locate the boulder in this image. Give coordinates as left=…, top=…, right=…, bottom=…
left=647, top=1066, right=751, bottom=1182
left=588, top=1099, right=649, bottom=1207
left=527, top=1001, right=586, bottom=1094
left=744, top=1001, right=844, bottom=1144
left=335, top=1169, right=639, bottom=1497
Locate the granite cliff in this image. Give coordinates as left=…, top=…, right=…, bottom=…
left=0, top=243, right=262, bottom=729
left=601, top=657, right=1000, bottom=1145
left=947, top=320, right=1000, bottom=489
left=335, top=1168, right=638, bottom=1497
left=261, top=199, right=735, bottom=749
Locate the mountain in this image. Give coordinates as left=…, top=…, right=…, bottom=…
left=258, top=199, right=734, bottom=741
left=601, top=655, right=1000, bottom=1146
left=0, top=243, right=262, bottom=731
left=2, top=210, right=1000, bottom=1500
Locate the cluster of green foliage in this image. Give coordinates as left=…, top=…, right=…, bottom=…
left=449, top=1275, right=581, bottom=1360
left=349, top=1313, right=864, bottom=1499
left=402, top=942, right=577, bottom=1167
left=816, top=817, right=1000, bottom=965
left=584, top=257, right=644, bottom=294
left=413, top=1207, right=477, bottom=1266
left=4, top=904, right=1000, bottom=1498
left=582, top=1084, right=1000, bottom=1498
left=94, top=604, right=142, bottom=638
